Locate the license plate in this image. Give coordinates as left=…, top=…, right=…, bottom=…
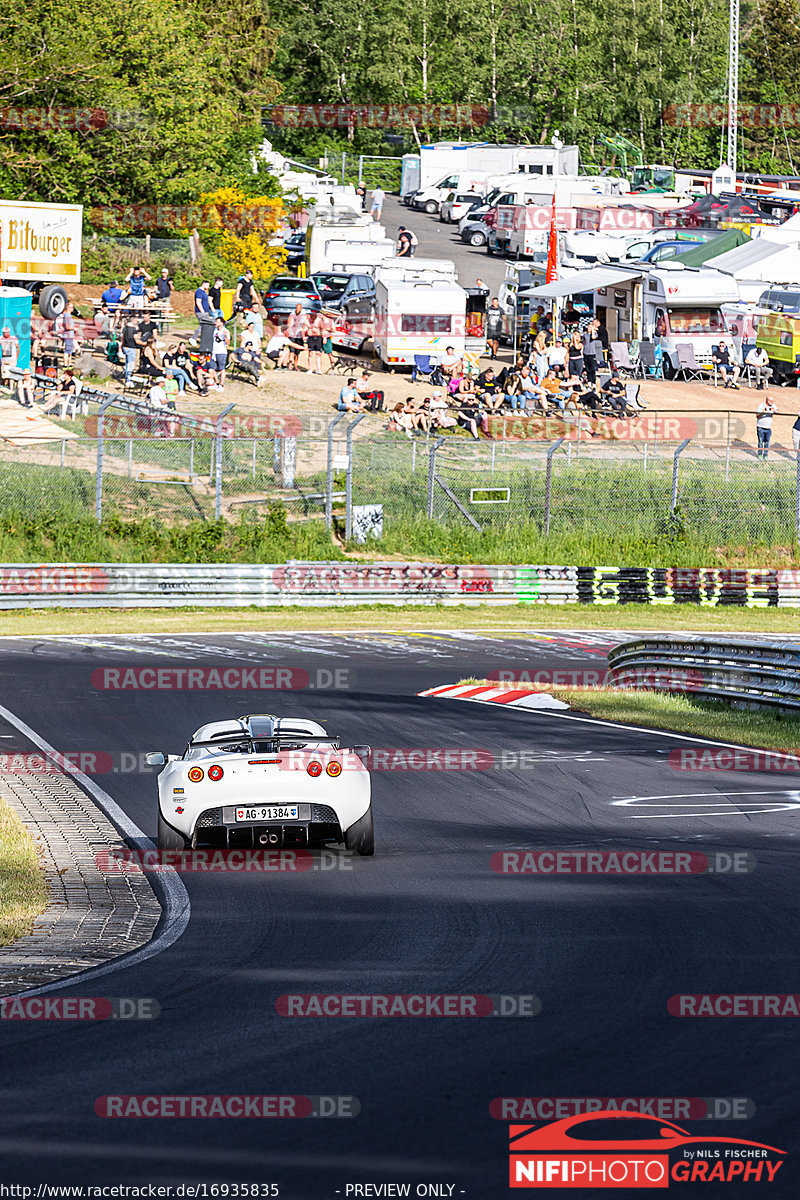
left=235, top=805, right=298, bottom=822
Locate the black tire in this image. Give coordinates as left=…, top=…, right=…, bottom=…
left=344, top=806, right=375, bottom=856
left=470, top=231, right=486, bottom=247
left=424, top=200, right=438, bottom=215
left=39, top=284, right=68, bottom=319
left=158, top=811, right=187, bottom=851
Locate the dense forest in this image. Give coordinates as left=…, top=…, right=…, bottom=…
left=1, top=0, right=799, bottom=209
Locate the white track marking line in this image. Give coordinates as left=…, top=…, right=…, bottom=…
left=0, top=701, right=190, bottom=996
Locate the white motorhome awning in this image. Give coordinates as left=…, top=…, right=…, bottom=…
left=520, top=266, right=644, bottom=299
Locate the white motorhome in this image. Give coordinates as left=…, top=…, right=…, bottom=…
left=588, top=264, right=740, bottom=368
left=0, top=200, right=82, bottom=317
left=400, top=142, right=580, bottom=199
left=374, top=262, right=466, bottom=369
left=642, top=265, right=740, bottom=371
left=410, top=171, right=494, bottom=215
left=305, top=211, right=395, bottom=275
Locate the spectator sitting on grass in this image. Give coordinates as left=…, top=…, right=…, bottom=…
left=477, top=366, right=503, bottom=412
left=337, top=379, right=364, bottom=413
left=456, top=398, right=483, bottom=439
left=387, top=401, right=414, bottom=438
left=402, top=397, right=429, bottom=433
left=355, top=370, right=385, bottom=413
left=429, top=389, right=457, bottom=429
left=540, top=368, right=565, bottom=411
left=139, top=335, right=163, bottom=379
left=195, top=353, right=218, bottom=396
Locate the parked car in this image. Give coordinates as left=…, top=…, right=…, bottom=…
left=282, top=231, right=307, bottom=272
left=635, top=240, right=705, bottom=263
left=459, top=218, right=492, bottom=248
left=439, top=192, right=483, bottom=223
left=312, top=272, right=376, bottom=318
left=262, top=276, right=322, bottom=321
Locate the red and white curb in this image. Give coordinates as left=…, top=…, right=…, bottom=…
left=418, top=684, right=569, bottom=710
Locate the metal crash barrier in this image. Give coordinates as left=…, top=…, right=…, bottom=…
left=607, top=636, right=800, bottom=712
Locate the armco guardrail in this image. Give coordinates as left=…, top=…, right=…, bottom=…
left=607, top=636, right=800, bottom=712
left=0, top=563, right=797, bottom=608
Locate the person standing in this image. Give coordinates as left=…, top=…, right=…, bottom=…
left=486, top=298, right=503, bottom=360
left=156, top=268, right=175, bottom=301
left=793, top=408, right=800, bottom=453
left=756, top=394, right=776, bottom=460
left=209, top=276, right=225, bottom=318
left=121, top=316, right=142, bottom=386
left=286, top=304, right=308, bottom=370
left=369, top=186, right=385, bottom=222
left=305, top=310, right=325, bottom=374
left=124, top=266, right=152, bottom=310
left=210, top=317, right=230, bottom=391
left=582, top=319, right=599, bottom=385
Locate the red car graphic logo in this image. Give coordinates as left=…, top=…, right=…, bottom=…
left=509, top=1110, right=785, bottom=1188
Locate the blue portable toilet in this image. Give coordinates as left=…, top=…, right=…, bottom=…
left=0, top=286, right=33, bottom=370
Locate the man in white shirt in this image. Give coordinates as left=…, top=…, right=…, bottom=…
left=244, top=309, right=264, bottom=340
left=265, top=332, right=291, bottom=369
left=440, top=346, right=463, bottom=380
left=745, top=345, right=772, bottom=389
left=369, top=187, right=385, bottom=222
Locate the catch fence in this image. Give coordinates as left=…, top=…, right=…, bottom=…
left=1, top=415, right=799, bottom=546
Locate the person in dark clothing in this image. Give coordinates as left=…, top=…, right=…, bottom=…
left=599, top=370, right=629, bottom=415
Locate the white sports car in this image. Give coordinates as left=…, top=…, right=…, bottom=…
left=147, top=714, right=374, bottom=855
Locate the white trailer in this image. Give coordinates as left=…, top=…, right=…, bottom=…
left=400, top=142, right=580, bottom=198
left=0, top=199, right=82, bottom=317
left=374, top=266, right=466, bottom=369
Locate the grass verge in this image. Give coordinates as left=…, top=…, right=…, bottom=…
left=0, top=797, right=48, bottom=948
left=0, top=602, right=796, bottom=638
left=457, top=679, right=800, bottom=750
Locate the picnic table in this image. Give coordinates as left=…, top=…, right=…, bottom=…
left=90, top=297, right=176, bottom=331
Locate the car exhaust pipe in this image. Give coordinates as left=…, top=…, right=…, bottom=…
left=258, top=833, right=270, bottom=846
left=258, top=832, right=280, bottom=846
left=268, top=832, right=280, bottom=845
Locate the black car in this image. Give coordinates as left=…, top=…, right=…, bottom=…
left=311, top=272, right=376, bottom=318
left=282, top=231, right=307, bottom=272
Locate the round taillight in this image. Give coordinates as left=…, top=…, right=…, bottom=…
left=187, top=767, right=204, bottom=782
left=208, top=764, right=224, bottom=781
left=326, top=761, right=342, bottom=777
left=307, top=761, right=322, bottom=777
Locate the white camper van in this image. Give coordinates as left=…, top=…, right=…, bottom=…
left=641, top=265, right=740, bottom=372
left=400, top=142, right=581, bottom=200
left=374, top=262, right=466, bottom=369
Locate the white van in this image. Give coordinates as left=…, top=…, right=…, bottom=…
left=409, top=171, right=493, bottom=215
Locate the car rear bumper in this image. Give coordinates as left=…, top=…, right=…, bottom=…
left=191, top=803, right=342, bottom=848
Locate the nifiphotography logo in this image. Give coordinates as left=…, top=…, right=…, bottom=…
left=507, top=1110, right=786, bottom=1188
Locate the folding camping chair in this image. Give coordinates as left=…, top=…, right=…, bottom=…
left=610, top=341, right=640, bottom=378
left=674, top=342, right=706, bottom=382
left=638, top=340, right=664, bottom=380
left=412, top=354, right=444, bottom=386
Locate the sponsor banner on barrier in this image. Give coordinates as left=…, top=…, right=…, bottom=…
left=0, top=562, right=789, bottom=608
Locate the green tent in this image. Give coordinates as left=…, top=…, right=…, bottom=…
left=670, top=228, right=750, bottom=267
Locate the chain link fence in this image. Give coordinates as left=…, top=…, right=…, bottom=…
left=1, top=415, right=799, bottom=547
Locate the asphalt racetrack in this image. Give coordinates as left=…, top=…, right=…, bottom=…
left=0, top=629, right=798, bottom=1197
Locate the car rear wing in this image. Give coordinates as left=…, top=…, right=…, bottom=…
left=188, top=732, right=342, bottom=750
